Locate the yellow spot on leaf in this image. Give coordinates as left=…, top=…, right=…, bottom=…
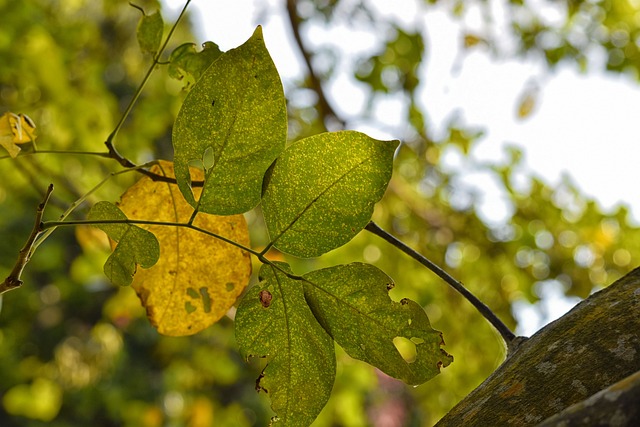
left=117, top=161, right=251, bottom=336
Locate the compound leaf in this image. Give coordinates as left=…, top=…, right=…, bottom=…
left=235, top=263, right=335, bottom=426
left=303, top=263, right=453, bottom=385
left=262, top=131, right=398, bottom=257
left=173, top=26, right=286, bottom=215
left=117, top=161, right=251, bottom=336
left=87, top=201, right=159, bottom=287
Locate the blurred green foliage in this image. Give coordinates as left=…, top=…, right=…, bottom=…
left=1, top=0, right=639, bottom=426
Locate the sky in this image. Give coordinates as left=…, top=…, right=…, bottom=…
left=163, top=0, right=638, bottom=335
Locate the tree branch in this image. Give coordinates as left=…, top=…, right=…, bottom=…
left=436, top=267, right=640, bottom=426
left=285, top=0, right=346, bottom=129
left=1, top=184, right=54, bottom=294
left=365, top=221, right=522, bottom=353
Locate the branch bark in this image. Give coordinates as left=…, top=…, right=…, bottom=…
left=435, top=267, right=640, bottom=426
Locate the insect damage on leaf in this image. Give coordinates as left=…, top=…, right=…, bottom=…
left=235, top=263, right=335, bottom=426
left=303, top=263, right=453, bottom=385
left=172, top=26, right=286, bottom=215
left=259, top=289, right=273, bottom=308
left=116, top=160, right=251, bottom=336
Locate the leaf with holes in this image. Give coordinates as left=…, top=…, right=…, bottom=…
left=172, top=26, right=286, bottom=215
left=87, top=201, right=159, bottom=287
left=303, top=263, right=453, bottom=385
left=117, top=161, right=251, bottom=336
left=168, top=42, right=223, bottom=90
left=262, top=130, right=398, bottom=258
left=235, top=263, right=335, bottom=426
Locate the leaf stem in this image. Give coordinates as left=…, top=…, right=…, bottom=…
left=41, top=218, right=262, bottom=259
left=105, top=0, right=192, bottom=166
left=32, top=166, right=151, bottom=252
left=1, top=184, right=54, bottom=294
left=365, top=221, right=520, bottom=349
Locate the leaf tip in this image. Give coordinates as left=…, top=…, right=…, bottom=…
left=253, top=25, right=264, bottom=38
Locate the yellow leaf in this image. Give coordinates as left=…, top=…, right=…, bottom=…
left=117, top=161, right=251, bottom=336
left=0, top=112, right=37, bottom=158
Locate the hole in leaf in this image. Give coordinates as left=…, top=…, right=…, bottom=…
left=185, top=301, right=197, bottom=314
left=199, top=287, right=212, bottom=313
left=186, top=287, right=199, bottom=299
left=202, top=146, right=215, bottom=170
left=393, top=336, right=417, bottom=363
left=225, top=282, right=235, bottom=292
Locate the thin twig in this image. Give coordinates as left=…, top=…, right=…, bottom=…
left=1, top=184, right=54, bottom=294
left=285, top=0, right=345, bottom=129
left=104, top=0, right=200, bottom=186
left=365, top=221, right=522, bottom=352
left=41, top=218, right=261, bottom=259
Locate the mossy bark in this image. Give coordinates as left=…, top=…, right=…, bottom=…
left=436, top=267, right=640, bottom=426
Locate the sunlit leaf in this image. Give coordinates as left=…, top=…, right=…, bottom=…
left=0, top=112, right=37, bottom=158
left=262, top=130, right=398, bottom=257
left=87, top=201, right=159, bottom=287
left=235, top=263, right=335, bottom=426
left=136, top=10, right=163, bottom=55
left=116, top=161, right=251, bottom=336
left=168, top=42, right=223, bottom=89
left=303, top=263, right=453, bottom=385
left=173, top=26, right=286, bottom=215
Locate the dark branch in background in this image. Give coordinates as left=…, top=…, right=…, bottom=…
left=285, top=0, right=346, bottom=130
left=365, top=221, right=526, bottom=355
left=1, top=184, right=54, bottom=295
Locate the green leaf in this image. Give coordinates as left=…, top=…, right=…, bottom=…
left=303, top=263, right=453, bottom=385
left=168, top=42, right=223, bottom=90
left=235, top=263, right=336, bottom=426
left=87, top=201, right=159, bottom=286
left=262, top=130, right=398, bottom=258
left=173, top=26, right=286, bottom=215
left=136, top=11, right=163, bottom=55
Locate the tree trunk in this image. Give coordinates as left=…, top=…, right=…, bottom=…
left=436, top=267, right=640, bottom=426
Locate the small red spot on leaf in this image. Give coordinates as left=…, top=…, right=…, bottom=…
left=259, top=289, right=272, bottom=308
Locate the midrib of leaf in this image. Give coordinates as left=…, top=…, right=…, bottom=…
left=269, top=155, right=374, bottom=249
left=157, top=179, right=183, bottom=325
left=191, top=112, right=240, bottom=216
left=273, top=265, right=295, bottom=418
